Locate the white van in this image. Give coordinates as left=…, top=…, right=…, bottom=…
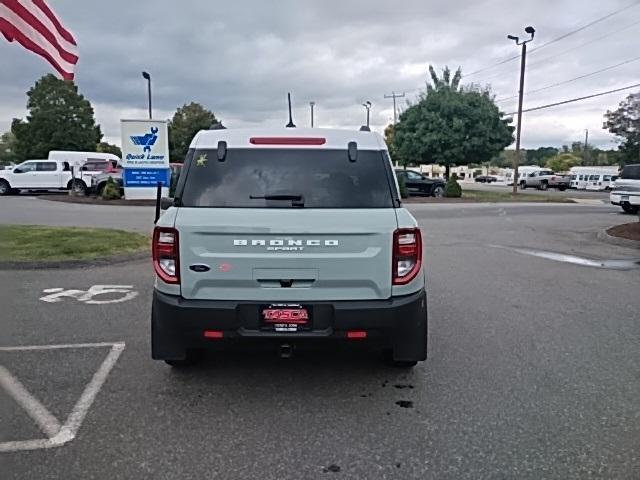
left=569, top=166, right=618, bottom=190
left=585, top=173, right=616, bottom=191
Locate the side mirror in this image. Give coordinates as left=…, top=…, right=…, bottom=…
left=160, top=197, right=174, bottom=210
left=13, top=168, right=23, bottom=174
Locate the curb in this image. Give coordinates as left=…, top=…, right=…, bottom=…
left=0, top=250, right=149, bottom=271
left=596, top=227, right=640, bottom=249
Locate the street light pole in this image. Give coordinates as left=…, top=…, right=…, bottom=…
left=362, top=101, right=372, bottom=128
left=142, top=71, right=152, bottom=119
left=508, top=26, right=535, bottom=194
left=310, top=101, right=315, bottom=128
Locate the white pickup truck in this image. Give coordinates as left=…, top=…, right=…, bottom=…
left=0, top=159, right=99, bottom=195
left=519, top=169, right=571, bottom=191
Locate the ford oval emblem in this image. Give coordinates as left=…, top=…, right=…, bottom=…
left=189, top=264, right=210, bottom=273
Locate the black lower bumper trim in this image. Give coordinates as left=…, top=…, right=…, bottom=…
left=151, top=289, right=428, bottom=362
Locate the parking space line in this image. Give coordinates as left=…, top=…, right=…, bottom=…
left=0, top=341, right=125, bottom=453
left=0, top=366, right=62, bottom=438
left=0, top=342, right=119, bottom=352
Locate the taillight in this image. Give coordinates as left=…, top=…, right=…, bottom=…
left=392, top=228, right=422, bottom=285
left=153, top=227, right=180, bottom=284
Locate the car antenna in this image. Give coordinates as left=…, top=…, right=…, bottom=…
left=286, top=92, right=296, bottom=128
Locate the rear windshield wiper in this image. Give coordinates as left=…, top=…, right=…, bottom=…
left=249, top=194, right=303, bottom=201
left=249, top=193, right=304, bottom=207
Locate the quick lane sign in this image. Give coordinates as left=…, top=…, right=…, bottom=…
left=120, top=119, right=170, bottom=197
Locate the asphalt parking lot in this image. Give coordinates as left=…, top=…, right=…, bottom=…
left=1, top=197, right=639, bottom=479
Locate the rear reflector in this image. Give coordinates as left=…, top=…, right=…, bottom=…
left=249, top=137, right=326, bottom=146
left=347, top=331, right=367, bottom=339
left=203, top=330, right=223, bottom=339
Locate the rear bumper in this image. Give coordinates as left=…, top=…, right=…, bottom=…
left=152, top=289, right=428, bottom=362
left=610, top=192, right=640, bottom=206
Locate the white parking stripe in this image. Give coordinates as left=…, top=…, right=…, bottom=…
left=0, top=342, right=125, bottom=452
left=0, top=366, right=62, bottom=438
left=0, top=342, right=118, bottom=352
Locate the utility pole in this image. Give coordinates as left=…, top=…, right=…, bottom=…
left=508, top=26, right=535, bottom=193
left=384, top=91, right=405, bottom=125
left=309, top=101, right=315, bottom=128
left=584, top=129, right=589, bottom=165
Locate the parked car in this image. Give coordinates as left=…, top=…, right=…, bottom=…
left=610, top=164, right=640, bottom=214
left=91, top=170, right=123, bottom=196
left=395, top=169, right=445, bottom=197
left=475, top=175, right=498, bottom=183
left=152, top=128, right=428, bottom=368
left=519, top=169, right=570, bottom=190
left=0, top=159, right=102, bottom=195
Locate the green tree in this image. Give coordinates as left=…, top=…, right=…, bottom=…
left=384, top=124, right=398, bottom=164
left=0, top=131, right=19, bottom=165
left=526, top=147, right=558, bottom=166
left=168, top=102, right=217, bottom=162
left=96, top=141, right=122, bottom=158
left=545, top=153, right=580, bottom=172
left=427, top=65, right=462, bottom=92
left=604, top=92, right=640, bottom=163
left=11, top=74, right=102, bottom=160
left=394, top=65, right=514, bottom=178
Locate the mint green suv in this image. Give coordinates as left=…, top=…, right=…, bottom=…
left=152, top=128, right=427, bottom=368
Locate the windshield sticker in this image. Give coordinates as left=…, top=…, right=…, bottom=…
left=196, top=153, right=208, bottom=167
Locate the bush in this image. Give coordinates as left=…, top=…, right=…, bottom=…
left=101, top=176, right=121, bottom=200
left=444, top=173, right=462, bottom=198
left=398, top=175, right=409, bottom=199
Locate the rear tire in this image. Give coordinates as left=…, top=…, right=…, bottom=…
left=519, top=181, right=526, bottom=190
left=539, top=182, right=548, bottom=191
left=164, top=349, right=204, bottom=368
left=558, top=186, right=566, bottom=191
left=0, top=179, right=10, bottom=196
left=389, top=359, right=418, bottom=368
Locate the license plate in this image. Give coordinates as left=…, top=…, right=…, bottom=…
left=261, top=304, right=311, bottom=332
left=621, top=195, right=629, bottom=201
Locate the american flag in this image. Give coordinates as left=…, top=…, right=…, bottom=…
left=0, top=0, right=78, bottom=80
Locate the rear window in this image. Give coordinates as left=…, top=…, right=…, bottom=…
left=179, top=148, right=394, bottom=208
left=620, top=165, right=640, bottom=180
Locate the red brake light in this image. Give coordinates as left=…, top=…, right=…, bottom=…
left=249, top=137, right=326, bottom=146
left=392, top=228, right=422, bottom=285
left=152, top=227, right=180, bottom=284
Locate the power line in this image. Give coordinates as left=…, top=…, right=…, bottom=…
left=526, top=18, right=640, bottom=69
left=464, top=2, right=640, bottom=77
left=504, top=83, right=640, bottom=115
left=495, top=55, right=640, bottom=103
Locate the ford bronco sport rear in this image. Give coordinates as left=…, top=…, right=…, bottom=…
left=151, top=128, right=427, bottom=368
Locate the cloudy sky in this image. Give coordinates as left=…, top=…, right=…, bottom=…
left=1, top=0, right=639, bottom=149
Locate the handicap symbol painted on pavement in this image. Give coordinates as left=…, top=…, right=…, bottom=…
left=39, top=285, right=138, bottom=305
